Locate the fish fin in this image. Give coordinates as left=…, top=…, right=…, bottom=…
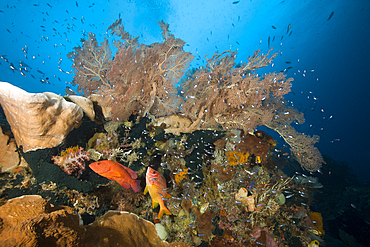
left=131, top=179, right=141, bottom=193
left=144, top=185, right=148, bottom=195
left=123, top=166, right=138, bottom=179
left=152, top=200, right=159, bottom=209
left=116, top=179, right=131, bottom=190
left=110, top=171, right=124, bottom=178
left=165, top=193, right=172, bottom=199
left=158, top=205, right=172, bottom=219
left=122, top=183, right=131, bottom=190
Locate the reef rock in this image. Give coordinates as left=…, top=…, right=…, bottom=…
left=0, top=126, right=20, bottom=173
left=83, top=211, right=168, bottom=246
left=0, top=82, right=83, bottom=152
left=0, top=195, right=82, bottom=247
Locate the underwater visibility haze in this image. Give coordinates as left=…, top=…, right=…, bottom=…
left=0, top=0, right=369, bottom=246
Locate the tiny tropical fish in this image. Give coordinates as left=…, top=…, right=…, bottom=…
left=89, top=160, right=141, bottom=192
left=327, top=11, right=334, bottom=21
left=145, top=167, right=172, bottom=219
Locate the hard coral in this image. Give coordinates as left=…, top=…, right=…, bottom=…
left=0, top=82, right=83, bottom=152
left=52, top=146, right=90, bottom=178
left=0, top=195, right=82, bottom=247
left=0, top=195, right=185, bottom=247
left=0, top=126, right=20, bottom=173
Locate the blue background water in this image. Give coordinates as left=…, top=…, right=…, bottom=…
left=0, top=0, right=369, bottom=181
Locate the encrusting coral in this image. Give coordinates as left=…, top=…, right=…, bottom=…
left=0, top=82, right=83, bottom=152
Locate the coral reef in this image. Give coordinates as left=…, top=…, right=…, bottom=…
left=84, top=211, right=169, bottom=246
left=52, top=146, right=90, bottom=178
left=0, top=17, right=333, bottom=247
left=67, top=18, right=323, bottom=175
left=0, top=82, right=83, bottom=152
left=265, top=101, right=324, bottom=172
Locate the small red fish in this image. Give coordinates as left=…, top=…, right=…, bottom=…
left=145, top=167, right=171, bottom=219
left=89, top=160, right=140, bottom=192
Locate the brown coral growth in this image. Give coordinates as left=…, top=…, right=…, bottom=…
left=169, top=49, right=292, bottom=134
left=94, top=20, right=194, bottom=121
left=68, top=33, right=113, bottom=94
left=193, top=206, right=216, bottom=241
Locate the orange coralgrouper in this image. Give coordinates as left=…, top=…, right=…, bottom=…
left=89, top=160, right=140, bottom=192
left=144, top=167, right=172, bottom=219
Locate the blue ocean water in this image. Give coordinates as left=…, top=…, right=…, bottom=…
left=0, top=0, right=369, bottom=180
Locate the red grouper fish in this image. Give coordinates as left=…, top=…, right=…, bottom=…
left=144, top=167, right=172, bottom=219
left=89, top=160, right=141, bottom=192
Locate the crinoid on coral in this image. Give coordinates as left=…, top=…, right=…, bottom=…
left=52, top=146, right=90, bottom=178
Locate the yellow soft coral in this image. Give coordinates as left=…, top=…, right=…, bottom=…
left=174, top=168, right=188, bottom=184
left=225, top=151, right=249, bottom=166
left=61, top=145, right=80, bottom=156
left=309, top=212, right=325, bottom=236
